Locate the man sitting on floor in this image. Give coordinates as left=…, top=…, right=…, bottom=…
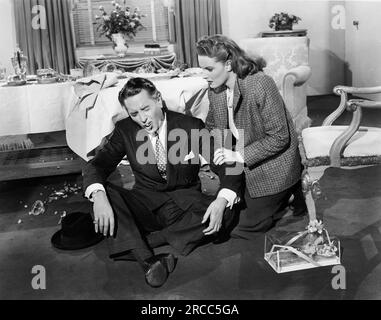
left=82, top=78, right=242, bottom=287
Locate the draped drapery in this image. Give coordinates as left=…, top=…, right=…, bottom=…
left=14, top=0, right=76, bottom=74
left=174, top=0, right=222, bottom=67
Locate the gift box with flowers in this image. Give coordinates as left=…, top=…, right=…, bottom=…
left=264, top=219, right=341, bottom=273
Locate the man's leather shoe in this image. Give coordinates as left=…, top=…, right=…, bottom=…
left=156, top=253, right=177, bottom=273
left=143, top=256, right=168, bottom=288
left=113, top=252, right=177, bottom=270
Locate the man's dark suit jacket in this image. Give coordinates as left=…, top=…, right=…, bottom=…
left=83, top=110, right=242, bottom=212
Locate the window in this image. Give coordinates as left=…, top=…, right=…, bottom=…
left=72, top=0, right=171, bottom=47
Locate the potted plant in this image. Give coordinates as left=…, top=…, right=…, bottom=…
left=269, top=12, right=301, bottom=31
left=94, top=1, right=147, bottom=57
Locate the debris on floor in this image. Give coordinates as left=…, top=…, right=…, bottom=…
left=29, top=200, right=45, bottom=216
left=46, top=183, right=82, bottom=204
left=57, top=211, right=67, bottom=225
left=16, top=182, right=82, bottom=225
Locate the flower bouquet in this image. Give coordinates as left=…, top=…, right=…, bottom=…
left=94, top=1, right=147, bottom=56
left=269, top=12, right=301, bottom=31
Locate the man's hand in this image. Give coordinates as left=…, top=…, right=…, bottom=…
left=92, top=191, right=115, bottom=237
left=202, top=198, right=228, bottom=235
left=214, top=148, right=244, bottom=166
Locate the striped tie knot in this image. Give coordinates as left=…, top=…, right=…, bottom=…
left=154, top=133, right=167, bottom=180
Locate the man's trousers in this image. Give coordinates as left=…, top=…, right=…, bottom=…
left=103, top=183, right=234, bottom=257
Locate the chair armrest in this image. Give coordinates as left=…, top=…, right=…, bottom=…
left=322, top=90, right=348, bottom=126
left=326, top=91, right=381, bottom=166
left=347, top=99, right=381, bottom=110
left=281, top=65, right=311, bottom=129
left=333, top=85, right=381, bottom=95
left=324, top=89, right=381, bottom=126
left=329, top=103, right=363, bottom=167
left=282, top=65, right=311, bottom=90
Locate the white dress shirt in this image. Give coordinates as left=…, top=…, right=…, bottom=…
left=226, top=87, right=240, bottom=140
left=85, top=113, right=239, bottom=209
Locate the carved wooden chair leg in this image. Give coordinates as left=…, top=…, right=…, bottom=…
left=301, top=166, right=327, bottom=222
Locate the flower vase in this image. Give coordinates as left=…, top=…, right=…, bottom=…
left=275, top=23, right=293, bottom=31
left=111, top=33, right=128, bottom=57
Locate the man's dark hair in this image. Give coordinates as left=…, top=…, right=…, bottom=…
left=118, top=77, right=161, bottom=107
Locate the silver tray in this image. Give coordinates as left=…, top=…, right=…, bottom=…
left=37, top=77, right=58, bottom=84
left=7, top=80, right=27, bottom=86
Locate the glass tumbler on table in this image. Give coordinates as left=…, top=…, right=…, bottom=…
left=0, top=65, right=6, bottom=82
left=11, top=51, right=28, bottom=80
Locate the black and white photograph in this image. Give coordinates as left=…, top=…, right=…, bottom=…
left=0, top=0, right=380, bottom=305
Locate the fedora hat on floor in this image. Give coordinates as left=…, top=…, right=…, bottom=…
left=51, top=212, right=104, bottom=250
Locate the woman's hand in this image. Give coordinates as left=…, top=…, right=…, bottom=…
left=202, top=198, right=227, bottom=235
left=213, top=148, right=244, bottom=165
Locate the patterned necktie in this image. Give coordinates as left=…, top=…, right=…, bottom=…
left=154, top=133, right=167, bottom=180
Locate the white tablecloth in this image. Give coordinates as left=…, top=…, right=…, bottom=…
left=0, top=82, right=73, bottom=136
left=0, top=76, right=209, bottom=160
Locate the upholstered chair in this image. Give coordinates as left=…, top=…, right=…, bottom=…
left=239, top=36, right=312, bottom=133
left=299, top=85, right=381, bottom=221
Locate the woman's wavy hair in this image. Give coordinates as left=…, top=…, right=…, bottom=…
left=196, top=34, right=263, bottom=79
